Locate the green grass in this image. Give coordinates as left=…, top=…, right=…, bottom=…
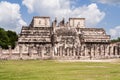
left=0, top=60, right=120, bottom=80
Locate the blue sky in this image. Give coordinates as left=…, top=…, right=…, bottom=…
left=0, top=0, right=120, bottom=39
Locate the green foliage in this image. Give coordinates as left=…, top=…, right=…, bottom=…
left=0, top=60, right=120, bottom=80
left=111, top=37, right=120, bottom=42
left=0, top=27, right=18, bottom=49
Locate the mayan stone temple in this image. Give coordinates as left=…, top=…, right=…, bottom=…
left=0, top=16, right=120, bottom=60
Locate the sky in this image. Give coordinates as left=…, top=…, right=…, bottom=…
left=0, top=0, right=120, bottom=39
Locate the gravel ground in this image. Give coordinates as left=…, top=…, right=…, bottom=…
left=57, top=59, right=120, bottom=62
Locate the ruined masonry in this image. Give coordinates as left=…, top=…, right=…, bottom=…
left=0, top=16, right=120, bottom=60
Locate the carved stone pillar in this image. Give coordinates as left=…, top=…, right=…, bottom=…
left=77, top=47, right=79, bottom=56
left=8, top=46, right=12, bottom=58
left=19, top=45, right=22, bottom=58
left=84, top=46, right=87, bottom=56
left=66, top=48, right=69, bottom=56
left=41, top=45, right=44, bottom=58
left=0, top=46, right=2, bottom=56
left=57, top=47, right=60, bottom=56
left=115, top=46, right=118, bottom=56
left=50, top=46, right=54, bottom=58
left=73, top=47, right=76, bottom=56
left=60, top=46, right=62, bottom=57
left=81, top=46, right=85, bottom=56
left=28, top=45, right=33, bottom=57
left=69, top=48, right=72, bottom=56
left=91, top=46, right=94, bottom=58
left=37, top=45, right=41, bottom=57
left=96, top=44, right=100, bottom=57
left=106, top=45, right=110, bottom=56
left=101, top=45, right=104, bottom=58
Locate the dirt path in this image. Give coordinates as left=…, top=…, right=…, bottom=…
left=57, top=59, right=120, bottom=62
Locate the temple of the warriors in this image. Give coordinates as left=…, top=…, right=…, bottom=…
left=0, top=16, right=120, bottom=60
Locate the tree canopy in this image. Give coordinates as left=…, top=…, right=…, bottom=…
left=111, top=37, right=120, bottom=42
left=0, top=27, right=18, bottom=49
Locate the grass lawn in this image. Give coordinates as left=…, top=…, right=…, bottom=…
left=0, top=60, right=120, bottom=80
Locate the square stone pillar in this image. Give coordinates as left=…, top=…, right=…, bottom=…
left=28, top=45, right=33, bottom=57
left=56, top=47, right=59, bottom=56
left=41, top=45, right=45, bottom=58
left=66, top=48, right=69, bottom=56
left=69, top=48, right=72, bottom=56
left=0, top=46, right=2, bottom=56
left=9, top=46, right=12, bottom=58
left=59, top=46, right=62, bottom=57
left=91, top=46, right=94, bottom=58
left=84, top=46, right=87, bottom=56
left=19, top=45, right=22, bottom=58
left=37, top=45, right=44, bottom=58
left=115, top=46, right=118, bottom=56
left=81, top=45, right=85, bottom=56
left=73, top=47, right=76, bottom=56
left=50, top=46, right=54, bottom=58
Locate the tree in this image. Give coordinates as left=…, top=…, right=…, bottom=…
left=0, top=28, right=9, bottom=49
left=0, top=27, right=18, bottom=49
left=111, top=37, right=120, bottom=42
left=7, top=30, right=18, bottom=49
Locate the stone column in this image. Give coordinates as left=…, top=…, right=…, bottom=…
left=115, top=46, right=118, bottom=56
left=50, top=46, right=54, bottom=58
left=110, top=46, right=114, bottom=56
left=57, top=47, right=60, bottom=56
left=106, top=45, right=110, bottom=56
left=73, top=47, right=76, bottom=56
left=0, top=46, right=2, bottom=56
left=37, top=46, right=41, bottom=57
left=90, top=45, right=93, bottom=57
left=9, top=46, right=12, bottom=58
left=84, top=46, right=87, bottom=56
left=19, top=45, right=22, bottom=58
left=41, top=45, right=44, bottom=58
left=96, top=45, right=100, bottom=57
left=118, top=45, right=120, bottom=55
left=69, top=48, right=72, bottom=56
left=28, top=45, right=33, bottom=57
left=66, top=48, right=69, bottom=56
left=82, top=46, right=85, bottom=56
left=76, top=47, right=79, bottom=56
left=59, top=46, right=62, bottom=57
left=54, top=47, right=57, bottom=56
left=101, top=45, right=104, bottom=57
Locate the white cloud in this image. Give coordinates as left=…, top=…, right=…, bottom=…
left=0, top=1, right=27, bottom=33
left=109, top=26, right=120, bottom=39
left=22, top=0, right=105, bottom=27
left=92, top=0, right=120, bottom=5
left=71, top=3, right=105, bottom=26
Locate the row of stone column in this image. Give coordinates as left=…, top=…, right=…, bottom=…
left=54, top=44, right=120, bottom=58
left=54, top=46, right=76, bottom=57
left=19, top=44, right=54, bottom=58
left=0, top=46, right=12, bottom=58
